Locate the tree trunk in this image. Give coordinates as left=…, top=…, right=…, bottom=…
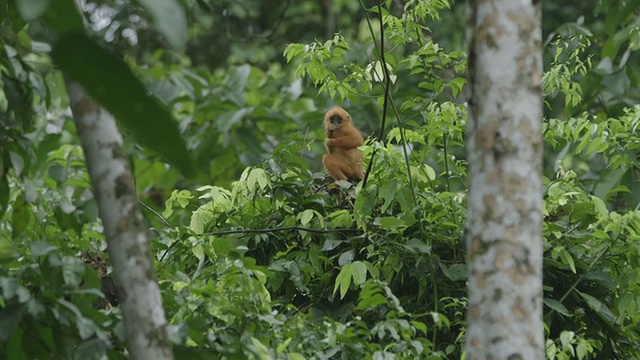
left=66, top=81, right=174, bottom=360
left=466, top=0, right=544, bottom=358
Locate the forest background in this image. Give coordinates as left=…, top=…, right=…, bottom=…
left=1, top=0, right=640, bottom=359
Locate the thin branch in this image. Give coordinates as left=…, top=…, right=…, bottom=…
left=139, top=199, right=172, bottom=228
left=202, top=226, right=361, bottom=236
left=362, top=0, right=393, bottom=189
left=156, top=225, right=362, bottom=274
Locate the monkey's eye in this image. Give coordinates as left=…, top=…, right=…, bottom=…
left=330, top=115, right=343, bottom=124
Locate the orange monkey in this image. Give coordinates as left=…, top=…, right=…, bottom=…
left=322, top=107, right=364, bottom=181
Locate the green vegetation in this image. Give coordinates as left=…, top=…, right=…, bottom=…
left=1, top=0, right=639, bottom=358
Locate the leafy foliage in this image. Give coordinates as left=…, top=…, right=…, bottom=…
left=1, top=0, right=640, bottom=359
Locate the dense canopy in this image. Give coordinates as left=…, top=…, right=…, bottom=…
left=1, top=0, right=639, bottom=358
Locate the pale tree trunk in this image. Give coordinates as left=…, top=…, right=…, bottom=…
left=466, top=0, right=543, bottom=358
left=66, top=81, right=174, bottom=360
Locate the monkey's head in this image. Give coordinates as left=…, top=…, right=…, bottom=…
left=324, top=106, right=351, bottom=131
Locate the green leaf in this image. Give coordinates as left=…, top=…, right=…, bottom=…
left=562, top=252, right=576, bottom=273
left=217, top=108, right=249, bottom=133
left=321, top=239, right=343, bottom=251
left=351, top=261, right=367, bottom=286
left=74, top=339, right=109, bottom=360
left=334, top=263, right=352, bottom=299
left=136, top=0, right=187, bottom=50
left=544, top=298, right=570, bottom=316
left=590, top=195, right=609, bottom=218
left=376, top=216, right=405, bottom=229
left=51, top=33, right=195, bottom=177
left=578, top=291, right=615, bottom=322
left=576, top=342, right=592, bottom=360
left=364, top=261, right=379, bottom=279
left=190, top=208, right=213, bottom=234
left=42, top=0, right=84, bottom=35
left=164, top=189, right=194, bottom=218
left=617, top=293, right=636, bottom=315
left=559, top=330, right=575, bottom=350
left=584, top=270, right=615, bottom=290
left=15, top=0, right=50, bottom=22
left=354, top=187, right=376, bottom=217
left=395, top=186, right=415, bottom=213
left=6, top=326, right=27, bottom=360
left=61, top=256, right=83, bottom=287
left=172, top=348, right=221, bottom=360
left=298, top=209, right=314, bottom=226
left=546, top=339, right=557, bottom=359
left=11, top=195, right=30, bottom=238
left=287, top=353, right=306, bottom=360
left=251, top=336, right=270, bottom=359
left=0, top=175, right=9, bottom=219
left=276, top=338, right=292, bottom=353
left=192, top=244, right=204, bottom=262
left=378, top=181, right=397, bottom=213
left=424, top=164, right=437, bottom=181
left=338, top=249, right=354, bottom=266
left=356, top=293, right=387, bottom=310
left=402, top=239, right=431, bottom=254
left=283, top=44, right=303, bottom=63
left=442, top=263, right=467, bottom=281
left=0, top=278, right=30, bottom=303
left=411, top=320, right=427, bottom=335
left=329, top=210, right=353, bottom=228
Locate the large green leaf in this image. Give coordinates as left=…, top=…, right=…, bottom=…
left=135, top=0, right=187, bottom=50
left=41, top=0, right=83, bottom=35
left=578, top=291, right=615, bottom=323
left=50, top=33, right=195, bottom=177
left=15, top=0, right=51, bottom=22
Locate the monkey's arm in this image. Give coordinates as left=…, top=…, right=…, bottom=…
left=324, top=138, right=334, bottom=153
left=327, top=131, right=363, bottom=149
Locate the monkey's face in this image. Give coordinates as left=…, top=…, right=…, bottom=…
left=324, top=107, right=351, bottom=131
left=327, top=114, right=343, bottom=131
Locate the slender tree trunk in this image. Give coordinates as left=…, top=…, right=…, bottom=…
left=66, top=81, right=174, bottom=360
left=466, top=0, right=543, bottom=358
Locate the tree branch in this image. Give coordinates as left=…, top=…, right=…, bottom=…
left=202, top=226, right=361, bottom=236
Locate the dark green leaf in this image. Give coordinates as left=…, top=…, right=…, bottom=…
left=14, top=0, right=50, bottom=21
left=338, top=249, right=354, bottom=266
left=42, top=0, right=83, bottom=35
left=376, top=216, right=405, bottom=229
left=544, top=298, right=570, bottom=317
left=136, top=0, right=187, bottom=50
left=578, top=291, right=615, bottom=323
left=51, top=33, right=195, bottom=177
left=6, top=326, right=28, bottom=360
left=74, top=339, right=109, bottom=360
left=356, top=293, right=387, bottom=310
left=584, top=270, right=615, bottom=290
left=0, top=303, right=24, bottom=342
left=30, top=241, right=57, bottom=257
left=444, top=264, right=467, bottom=281
left=321, top=239, right=343, bottom=251
left=11, top=195, right=30, bottom=238
left=402, top=238, right=431, bottom=254
left=0, top=175, right=9, bottom=218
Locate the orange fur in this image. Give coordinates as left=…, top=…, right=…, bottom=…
left=322, top=107, right=364, bottom=181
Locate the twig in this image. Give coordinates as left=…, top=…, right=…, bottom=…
left=201, top=226, right=361, bottom=236
left=362, top=0, right=392, bottom=188
left=138, top=199, right=172, bottom=228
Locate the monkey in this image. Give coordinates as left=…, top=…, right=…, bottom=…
left=322, top=107, right=365, bottom=181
